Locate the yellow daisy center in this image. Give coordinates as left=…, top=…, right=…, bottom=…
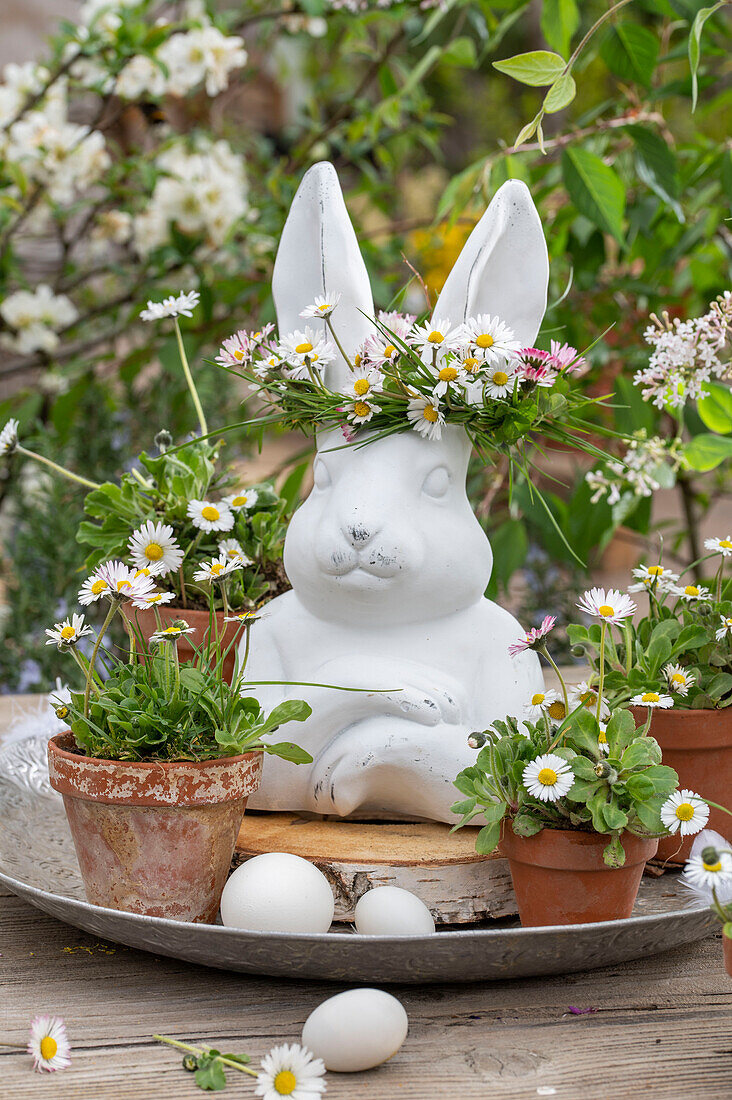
left=463, top=357, right=480, bottom=372
left=318, top=303, right=331, bottom=312
left=647, top=565, right=664, bottom=575
left=675, top=803, right=695, bottom=822
left=383, top=344, right=396, bottom=357
left=685, top=586, right=699, bottom=597
left=703, top=860, right=722, bottom=872
left=116, top=579, right=130, bottom=592
left=311, top=354, right=319, bottom=362
left=547, top=701, right=566, bottom=721
left=148, top=595, right=163, bottom=603
left=531, top=693, right=545, bottom=706
left=273, top=1070, right=297, bottom=1095
left=353, top=378, right=370, bottom=396
left=598, top=730, right=608, bottom=744
left=476, top=333, right=494, bottom=349
left=60, top=626, right=76, bottom=640
left=233, top=348, right=245, bottom=361
left=579, top=690, right=596, bottom=708
left=537, top=767, right=558, bottom=786
left=598, top=604, right=615, bottom=617
left=91, top=579, right=107, bottom=595
left=721, top=540, right=732, bottom=549
left=427, top=330, right=444, bottom=343
left=231, top=495, right=248, bottom=507
left=353, top=401, right=371, bottom=417
left=161, top=627, right=180, bottom=635
left=134, top=568, right=151, bottom=578
left=39, top=1036, right=58, bottom=1060
left=211, top=563, right=225, bottom=575
left=295, top=341, right=313, bottom=354
left=422, top=405, right=439, bottom=423
left=492, top=370, right=508, bottom=386
left=671, top=672, right=685, bottom=684
left=145, top=542, right=164, bottom=561
left=201, top=506, right=220, bottom=522
left=642, top=692, right=660, bottom=703
left=354, top=353, right=362, bottom=368
left=438, top=366, right=458, bottom=382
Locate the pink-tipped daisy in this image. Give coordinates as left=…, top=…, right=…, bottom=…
left=577, top=587, right=636, bottom=624
left=28, top=1015, right=71, bottom=1073
left=508, top=615, right=556, bottom=657
left=549, top=340, right=586, bottom=374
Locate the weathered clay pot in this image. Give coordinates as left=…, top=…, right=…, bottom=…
left=122, top=605, right=241, bottom=683
left=630, top=706, right=732, bottom=864
left=724, top=930, right=732, bottom=979
left=500, top=826, right=658, bottom=927
left=48, top=733, right=262, bottom=922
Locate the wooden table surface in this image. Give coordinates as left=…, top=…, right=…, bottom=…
left=1, top=697, right=731, bottom=1099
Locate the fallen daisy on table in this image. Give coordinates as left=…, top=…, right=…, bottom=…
left=256, top=1043, right=327, bottom=1099
left=28, top=1015, right=71, bottom=1073
left=660, top=790, right=710, bottom=836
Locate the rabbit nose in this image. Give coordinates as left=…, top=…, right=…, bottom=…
left=345, top=521, right=375, bottom=548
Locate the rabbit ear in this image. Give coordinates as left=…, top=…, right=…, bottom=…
left=272, top=161, right=374, bottom=390
left=432, top=179, right=548, bottom=346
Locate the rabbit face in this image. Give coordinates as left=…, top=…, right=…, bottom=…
left=284, top=425, right=493, bottom=625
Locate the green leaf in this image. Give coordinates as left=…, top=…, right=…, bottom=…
left=475, top=819, right=502, bottom=854
left=261, top=742, right=313, bottom=764
left=621, top=739, right=662, bottom=770
left=480, top=800, right=508, bottom=825
left=689, top=3, right=726, bottom=111
left=258, top=699, right=312, bottom=736
left=628, top=125, right=684, bottom=222
left=562, top=148, right=625, bottom=242
left=540, top=0, right=579, bottom=57
left=605, top=709, right=638, bottom=757
left=511, top=813, right=543, bottom=837
left=544, top=72, right=577, bottom=113
left=603, top=834, right=626, bottom=868
left=642, top=764, right=680, bottom=795
left=194, top=1059, right=227, bottom=1091
left=698, top=382, right=732, bottom=435
left=442, top=36, right=477, bottom=67
left=684, top=433, right=732, bottom=472
left=600, top=23, right=659, bottom=87
left=493, top=50, right=566, bottom=87
left=625, top=773, right=656, bottom=801
left=602, top=803, right=629, bottom=831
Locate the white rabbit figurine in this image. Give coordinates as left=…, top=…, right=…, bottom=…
left=244, top=161, right=548, bottom=823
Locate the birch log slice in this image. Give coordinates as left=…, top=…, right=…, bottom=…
left=234, top=813, right=517, bottom=925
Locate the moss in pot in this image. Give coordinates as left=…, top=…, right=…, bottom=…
left=452, top=599, right=710, bottom=927
left=46, top=579, right=312, bottom=923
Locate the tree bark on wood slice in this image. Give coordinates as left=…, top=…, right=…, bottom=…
left=234, top=812, right=517, bottom=925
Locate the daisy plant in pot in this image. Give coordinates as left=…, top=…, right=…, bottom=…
left=45, top=565, right=312, bottom=923
left=569, top=553, right=732, bottom=864
left=679, top=829, right=732, bottom=980
left=452, top=593, right=714, bottom=928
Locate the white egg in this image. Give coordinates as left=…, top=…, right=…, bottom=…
left=354, top=886, right=436, bottom=936
left=302, top=988, right=408, bottom=1072
left=220, top=852, right=334, bottom=933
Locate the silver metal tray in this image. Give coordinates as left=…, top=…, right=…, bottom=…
left=0, top=735, right=715, bottom=983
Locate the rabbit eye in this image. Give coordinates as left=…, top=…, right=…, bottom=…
left=422, top=466, right=449, bottom=499
left=313, top=459, right=331, bottom=490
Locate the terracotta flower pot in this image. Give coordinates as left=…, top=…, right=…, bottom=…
left=724, top=930, right=732, bottom=979
left=122, top=605, right=241, bottom=683
left=630, top=706, right=732, bottom=865
left=500, top=826, right=658, bottom=927
left=48, top=733, right=262, bottom=922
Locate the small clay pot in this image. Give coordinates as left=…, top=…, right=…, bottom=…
left=48, top=733, right=262, bottom=922
left=630, top=706, right=732, bottom=864
left=500, top=826, right=658, bottom=927
left=122, top=605, right=242, bottom=683
left=724, top=930, right=732, bottom=979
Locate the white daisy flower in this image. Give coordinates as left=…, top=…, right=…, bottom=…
left=95, top=560, right=156, bottom=602
left=128, top=520, right=184, bottom=576
left=523, top=688, right=561, bottom=721
left=187, top=498, right=235, bottom=533
left=682, top=830, right=732, bottom=904
left=716, top=616, right=732, bottom=642
left=193, top=554, right=241, bottom=583
left=361, top=332, right=400, bottom=369
left=253, top=352, right=283, bottom=378
left=482, top=360, right=518, bottom=398
left=277, top=328, right=337, bottom=379
left=660, top=789, right=710, bottom=836
left=577, top=587, right=636, bottom=624
left=150, top=623, right=196, bottom=644
left=218, top=538, right=252, bottom=564
left=139, top=289, right=200, bottom=321
left=45, top=613, right=93, bottom=649
left=342, top=368, right=382, bottom=401
left=522, top=753, right=574, bottom=802
left=567, top=681, right=611, bottom=720
left=0, top=417, right=19, bottom=455
left=223, top=489, right=259, bottom=511
left=299, top=292, right=341, bottom=319
left=705, top=536, right=732, bottom=557
left=216, top=330, right=253, bottom=368
left=224, top=610, right=259, bottom=624
left=673, top=583, right=712, bottom=603
left=346, top=397, right=382, bottom=424
left=630, top=690, right=674, bottom=709
left=27, top=1015, right=71, bottom=1073
left=629, top=564, right=679, bottom=592
left=598, top=721, right=610, bottom=755
left=428, top=355, right=467, bottom=397
left=129, top=590, right=177, bottom=610
left=408, top=318, right=461, bottom=356
left=406, top=395, right=444, bottom=441
left=664, top=663, right=696, bottom=696
left=459, top=313, right=521, bottom=364
left=255, top=1042, right=326, bottom=1100
left=78, top=570, right=111, bottom=605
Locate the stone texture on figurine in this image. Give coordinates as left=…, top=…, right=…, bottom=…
left=243, top=161, right=548, bottom=823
